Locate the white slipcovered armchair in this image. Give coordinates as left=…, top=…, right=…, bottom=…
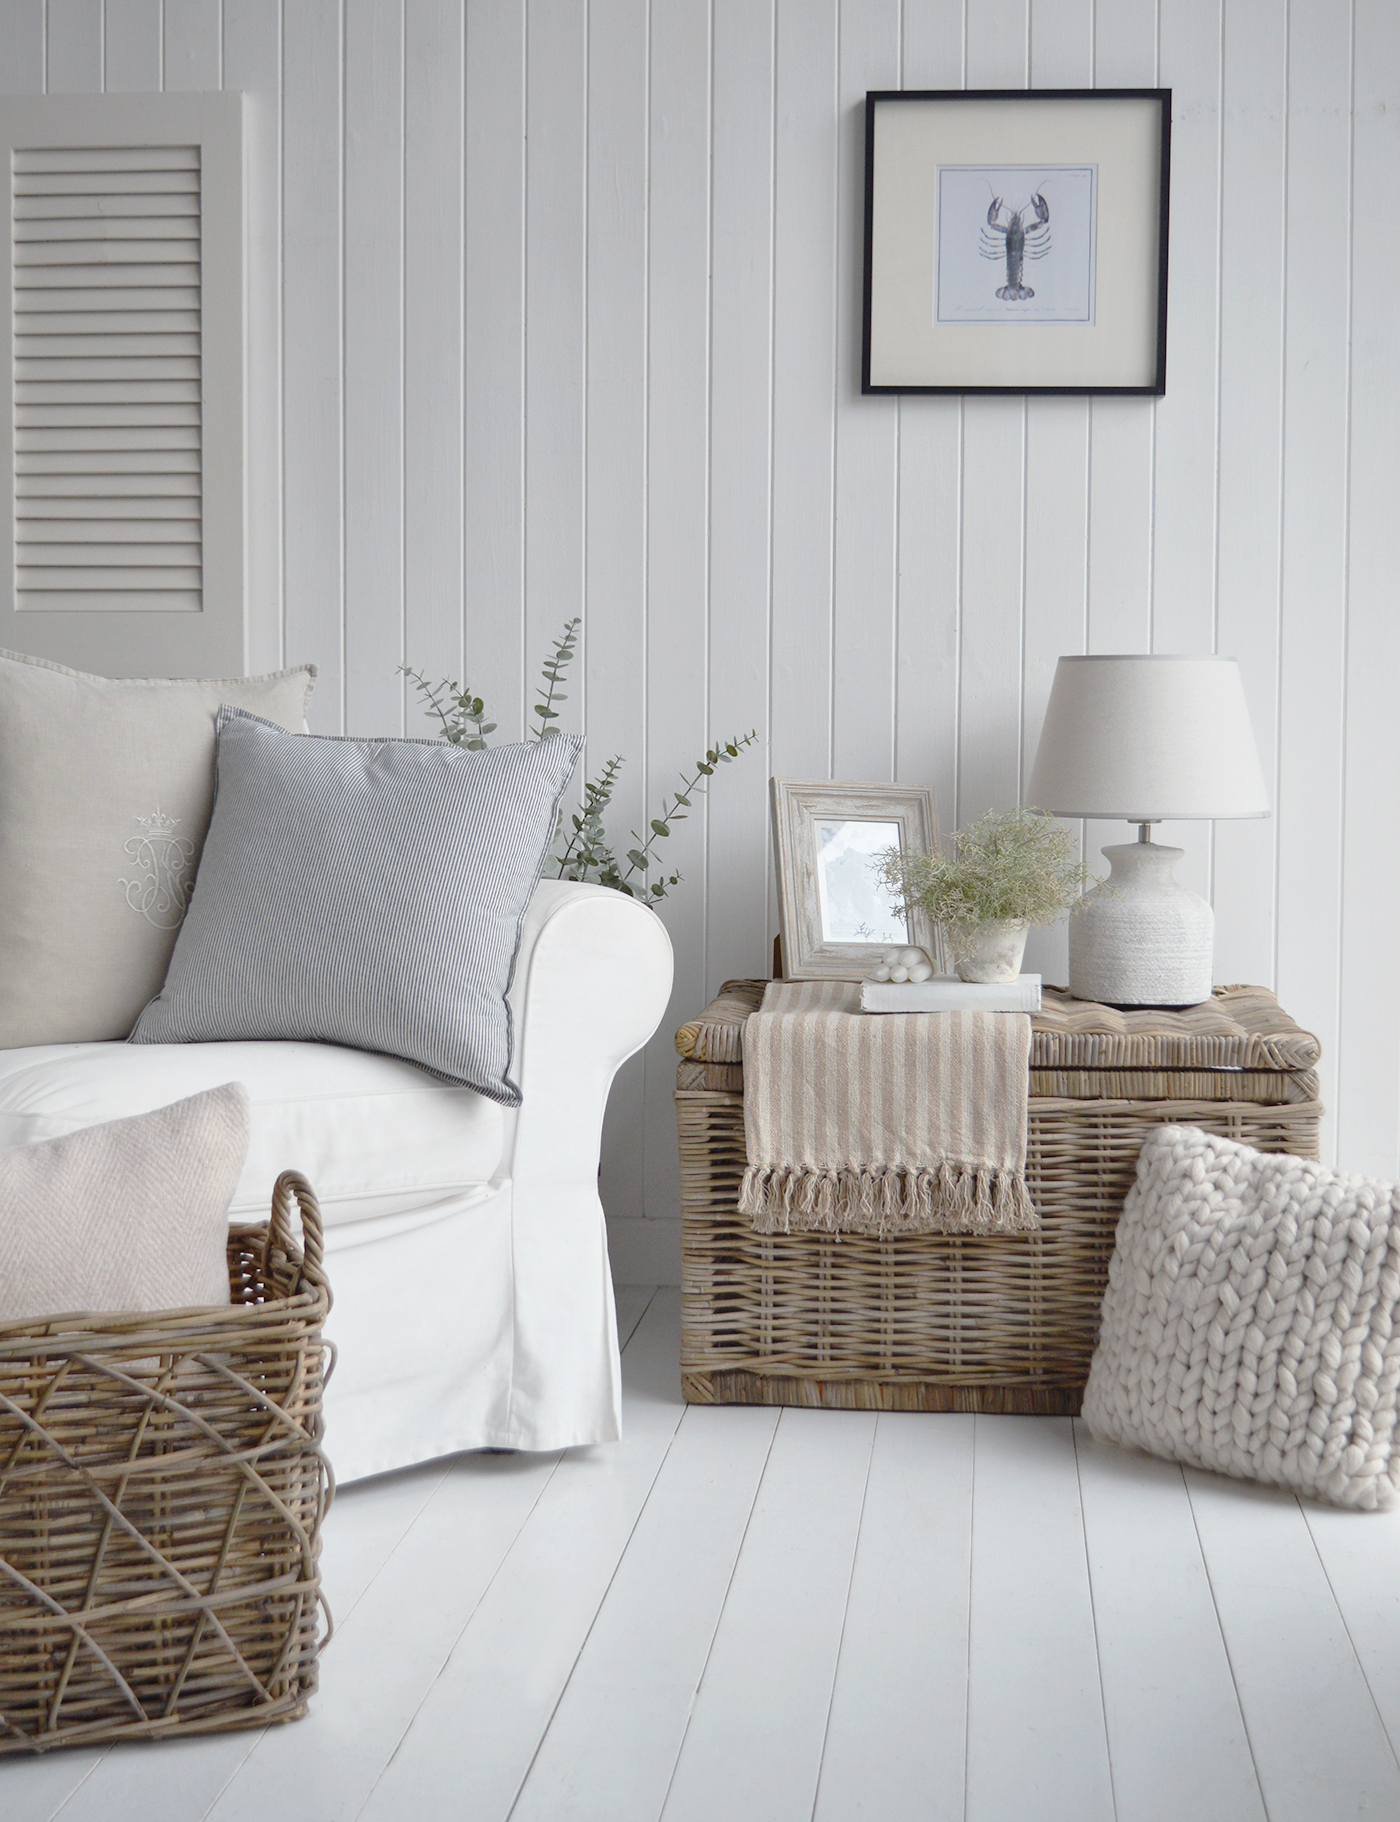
left=0, top=880, right=673, bottom=1482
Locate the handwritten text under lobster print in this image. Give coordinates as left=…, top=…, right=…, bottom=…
left=935, top=164, right=1097, bottom=327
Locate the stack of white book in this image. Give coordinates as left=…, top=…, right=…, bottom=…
left=860, top=974, right=1042, bottom=1014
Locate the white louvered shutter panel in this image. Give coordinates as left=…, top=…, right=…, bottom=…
left=0, top=94, right=244, bottom=677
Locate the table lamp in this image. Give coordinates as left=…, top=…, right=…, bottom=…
left=1026, top=655, right=1270, bottom=1007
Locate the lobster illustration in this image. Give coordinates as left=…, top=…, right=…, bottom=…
left=980, top=191, right=1051, bottom=300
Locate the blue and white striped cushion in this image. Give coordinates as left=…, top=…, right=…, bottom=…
left=130, top=708, right=584, bottom=1105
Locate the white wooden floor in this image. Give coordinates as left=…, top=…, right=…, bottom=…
left=8, top=1287, right=1400, bottom=1822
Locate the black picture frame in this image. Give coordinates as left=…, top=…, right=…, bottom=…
left=861, top=88, right=1171, bottom=396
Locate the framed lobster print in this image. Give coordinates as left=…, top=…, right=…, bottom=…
left=862, top=89, right=1171, bottom=395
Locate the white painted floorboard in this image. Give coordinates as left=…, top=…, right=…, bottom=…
left=813, top=1413, right=974, bottom=1822
left=965, top=1417, right=1115, bottom=1822
left=11, top=1292, right=1400, bottom=1821
left=1074, top=1434, right=1265, bottom=1822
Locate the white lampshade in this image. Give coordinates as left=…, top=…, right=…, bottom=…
left=1027, top=655, right=1270, bottom=822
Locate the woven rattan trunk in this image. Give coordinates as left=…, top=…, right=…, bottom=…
left=677, top=981, right=1323, bottom=1415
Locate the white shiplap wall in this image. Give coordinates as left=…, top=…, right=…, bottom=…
left=8, top=0, right=1396, bottom=1282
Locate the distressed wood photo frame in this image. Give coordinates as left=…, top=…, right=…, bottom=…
left=771, top=778, right=940, bottom=982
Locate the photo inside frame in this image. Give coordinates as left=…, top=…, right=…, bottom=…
left=935, top=164, right=1097, bottom=326
left=813, top=818, right=907, bottom=945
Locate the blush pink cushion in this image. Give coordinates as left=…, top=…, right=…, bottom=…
left=0, top=1083, right=249, bottom=1323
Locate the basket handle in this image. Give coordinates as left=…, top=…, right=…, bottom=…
left=268, top=1169, right=331, bottom=1303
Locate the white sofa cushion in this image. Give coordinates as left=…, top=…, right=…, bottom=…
left=0, top=1040, right=503, bottom=1229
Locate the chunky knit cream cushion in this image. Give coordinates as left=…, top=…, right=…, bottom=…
left=1083, top=1125, right=1400, bottom=1510
left=0, top=1084, right=248, bottom=1323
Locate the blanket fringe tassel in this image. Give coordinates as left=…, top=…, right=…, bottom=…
left=737, top=1161, right=1038, bottom=1237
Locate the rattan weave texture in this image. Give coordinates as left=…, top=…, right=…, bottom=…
left=677, top=982, right=1323, bottom=1414
left=0, top=1171, right=332, bottom=1754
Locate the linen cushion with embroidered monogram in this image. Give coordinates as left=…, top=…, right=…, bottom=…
left=0, top=648, right=316, bottom=1047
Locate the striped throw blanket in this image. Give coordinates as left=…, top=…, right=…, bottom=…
left=738, top=979, right=1037, bottom=1237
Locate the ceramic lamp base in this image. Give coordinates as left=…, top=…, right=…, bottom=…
left=1069, top=841, right=1213, bottom=1008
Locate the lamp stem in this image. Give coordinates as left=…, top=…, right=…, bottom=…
left=1137, top=821, right=1156, bottom=844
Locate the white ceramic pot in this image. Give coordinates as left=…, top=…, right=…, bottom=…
left=951, top=918, right=1029, bottom=983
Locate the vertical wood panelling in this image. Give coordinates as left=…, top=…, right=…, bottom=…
left=957, top=3, right=1027, bottom=833
left=1337, top=0, right=1400, bottom=1177
left=895, top=2, right=962, bottom=842
left=463, top=0, right=526, bottom=737
left=0, top=0, right=44, bottom=93
left=47, top=0, right=103, bottom=93
left=1148, top=0, right=1221, bottom=908
left=403, top=0, right=465, bottom=699
left=957, top=398, right=1025, bottom=822
left=637, top=0, right=712, bottom=1264
left=342, top=0, right=404, bottom=737
left=225, top=0, right=284, bottom=677
left=704, top=0, right=775, bottom=998
left=1086, top=0, right=1156, bottom=659
left=831, top=0, right=899, bottom=784
left=164, top=0, right=220, bottom=89
left=103, top=0, right=161, bottom=92
left=588, top=0, right=651, bottom=1225
left=523, top=0, right=587, bottom=739
left=1020, top=3, right=1092, bottom=987
left=13, top=0, right=1390, bottom=1266
left=281, top=0, right=343, bottom=728
left=770, top=0, right=837, bottom=789
left=1211, top=0, right=1285, bottom=995
left=1275, top=0, right=1354, bottom=1158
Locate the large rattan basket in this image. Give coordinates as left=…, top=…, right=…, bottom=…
left=0, top=1170, right=333, bottom=1754
left=677, top=981, right=1324, bottom=1415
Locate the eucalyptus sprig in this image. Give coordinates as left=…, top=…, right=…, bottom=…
left=531, top=616, right=578, bottom=740
left=400, top=668, right=497, bottom=750
left=402, top=625, right=757, bottom=909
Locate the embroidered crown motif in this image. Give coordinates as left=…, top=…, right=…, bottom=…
left=120, top=806, right=196, bottom=931
left=132, top=807, right=182, bottom=839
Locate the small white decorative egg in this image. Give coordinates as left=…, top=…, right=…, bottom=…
left=871, top=964, right=892, bottom=982
left=908, top=960, right=933, bottom=982
left=898, top=946, right=928, bottom=970
left=889, top=965, right=910, bottom=983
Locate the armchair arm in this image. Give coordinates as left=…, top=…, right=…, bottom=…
left=497, top=879, right=674, bottom=1185
left=491, top=880, right=672, bottom=1447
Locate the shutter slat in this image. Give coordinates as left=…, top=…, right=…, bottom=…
left=28, top=593, right=203, bottom=614
left=17, top=334, right=201, bottom=357
left=17, top=517, right=200, bottom=535
left=17, top=450, right=200, bottom=477
left=18, top=536, right=201, bottom=560
left=14, top=170, right=201, bottom=197
left=18, top=374, right=202, bottom=397
left=13, top=142, right=203, bottom=613
left=17, top=470, right=200, bottom=491
left=17, top=494, right=200, bottom=518
left=13, top=146, right=200, bottom=173
left=14, top=194, right=200, bottom=220
left=16, top=289, right=201, bottom=315
left=15, top=242, right=200, bottom=267
left=15, top=217, right=199, bottom=242
left=18, top=566, right=202, bottom=589
left=17, top=406, right=201, bottom=430
left=19, top=430, right=201, bottom=452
